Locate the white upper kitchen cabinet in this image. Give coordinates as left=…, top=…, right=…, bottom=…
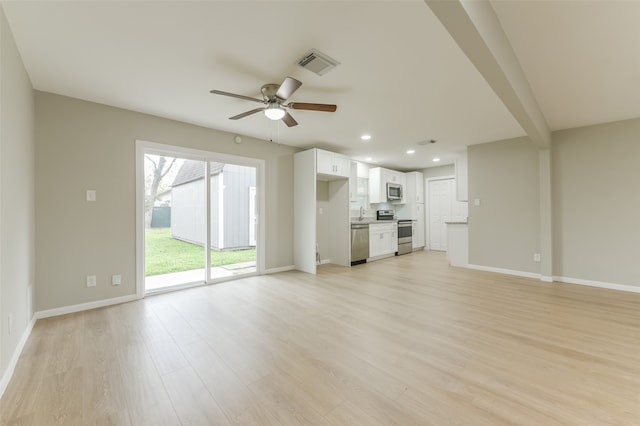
left=368, top=167, right=384, bottom=203
left=368, top=167, right=406, bottom=204
left=387, top=169, right=406, bottom=186
left=316, top=148, right=350, bottom=179
left=405, top=171, right=424, bottom=204
left=349, top=161, right=358, bottom=203
left=397, top=171, right=423, bottom=220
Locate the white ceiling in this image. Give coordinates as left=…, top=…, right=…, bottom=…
left=3, top=1, right=639, bottom=171
left=491, top=0, right=640, bottom=132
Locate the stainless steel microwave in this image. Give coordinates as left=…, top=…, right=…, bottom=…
left=386, top=182, right=403, bottom=201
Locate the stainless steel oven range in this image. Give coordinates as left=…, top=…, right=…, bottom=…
left=396, top=219, right=412, bottom=255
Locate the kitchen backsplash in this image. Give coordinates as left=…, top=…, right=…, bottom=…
left=350, top=203, right=396, bottom=219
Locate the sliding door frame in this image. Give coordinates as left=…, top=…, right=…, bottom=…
left=135, top=139, right=265, bottom=298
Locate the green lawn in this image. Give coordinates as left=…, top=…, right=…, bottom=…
left=145, top=228, right=256, bottom=276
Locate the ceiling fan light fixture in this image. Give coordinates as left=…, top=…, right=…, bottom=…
left=264, top=105, right=285, bottom=120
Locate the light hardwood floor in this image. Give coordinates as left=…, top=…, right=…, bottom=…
left=2, top=250, right=640, bottom=425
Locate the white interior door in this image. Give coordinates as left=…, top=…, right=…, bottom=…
left=428, top=178, right=453, bottom=251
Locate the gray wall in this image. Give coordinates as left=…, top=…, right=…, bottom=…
left=0, top=6, right=35, bottom=389
left=35, top=91, right=296, bottom=312
left=468, top=137, right=540, bottom=273
left=467, top=118, right=640, bottom=288
left=552, top=118, right=640, bottom=286
left=419, top=164, right=455, bottom=179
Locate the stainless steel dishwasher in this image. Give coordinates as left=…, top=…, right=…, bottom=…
left=351, top=223, right=369, bottom=265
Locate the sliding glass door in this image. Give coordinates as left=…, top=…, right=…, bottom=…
left=136, top=141, right=263, bottom=295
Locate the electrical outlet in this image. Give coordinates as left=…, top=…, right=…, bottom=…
left=533, top=253, right=541, bottom=262
left=86, top=275, right=97, bottom=287
left=111, top=274, right=122, bottom=286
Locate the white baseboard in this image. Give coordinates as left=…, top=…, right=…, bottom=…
left=465, top=264, right=640, bottom=293
left=466, top=263, right=541, bottom=280
left=554, top=276, right=640, bottom=293
left=0, top=317, right=36, bottom=399
left=366, top=253, right=396, bottom=262
left=264, top=265, right=295, bottom=274
left=34, top=294, right=140, bottom=320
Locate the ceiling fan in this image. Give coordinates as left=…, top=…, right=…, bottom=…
left=209, top=76, right=337, bottom=127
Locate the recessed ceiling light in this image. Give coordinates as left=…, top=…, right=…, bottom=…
left=361, top=134, right=371, bottom=141
left=365, top=157, right=372, bottom=162
left=432, top=157, right=441, bottom=162
left=406, top=149, right=415, bottom=155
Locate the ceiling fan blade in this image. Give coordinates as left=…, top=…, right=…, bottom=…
left=276, top=77, right=302, bottom=100
left=210, top=90, right=264, bottom=104
left=229, top=108, right=264, bottom=120
left=282, top=112, right=298, bottom=127
left=289, top=102, right=337, bottom=112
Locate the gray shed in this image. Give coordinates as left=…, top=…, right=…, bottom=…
left=170, top=160, right=256, bottom=250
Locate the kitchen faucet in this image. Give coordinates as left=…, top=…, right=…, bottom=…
left=359, top=206, right=365, bottom=221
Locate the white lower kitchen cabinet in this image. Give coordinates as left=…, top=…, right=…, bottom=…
left=369, top=223, right=397, bottom=258
left=446, top=222, right=468, bottom=267
left=415, top=203, right=425, bottom=248
left=412, top=221, right=418, bottom=249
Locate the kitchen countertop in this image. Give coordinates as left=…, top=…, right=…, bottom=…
left=351, top=219, right=398, bottom=224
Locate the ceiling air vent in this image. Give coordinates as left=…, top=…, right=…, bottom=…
left=297, top=49, right=340, bottom=76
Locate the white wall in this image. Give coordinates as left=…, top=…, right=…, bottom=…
left=316, top=181, right=330, bottom=262
left=35, top=92, right=297, bottom=312
left=0, top=6, right=35, bottom=393
left=467, top=137, right=540, bottom=273
left=552, top=118, right=640, bottom=286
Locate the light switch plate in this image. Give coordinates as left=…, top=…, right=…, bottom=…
left=86, top=190, right=96, bottom=202
left=111, top=275, right=122, bottom=286
left=86, top=275, right=97, bottom=287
